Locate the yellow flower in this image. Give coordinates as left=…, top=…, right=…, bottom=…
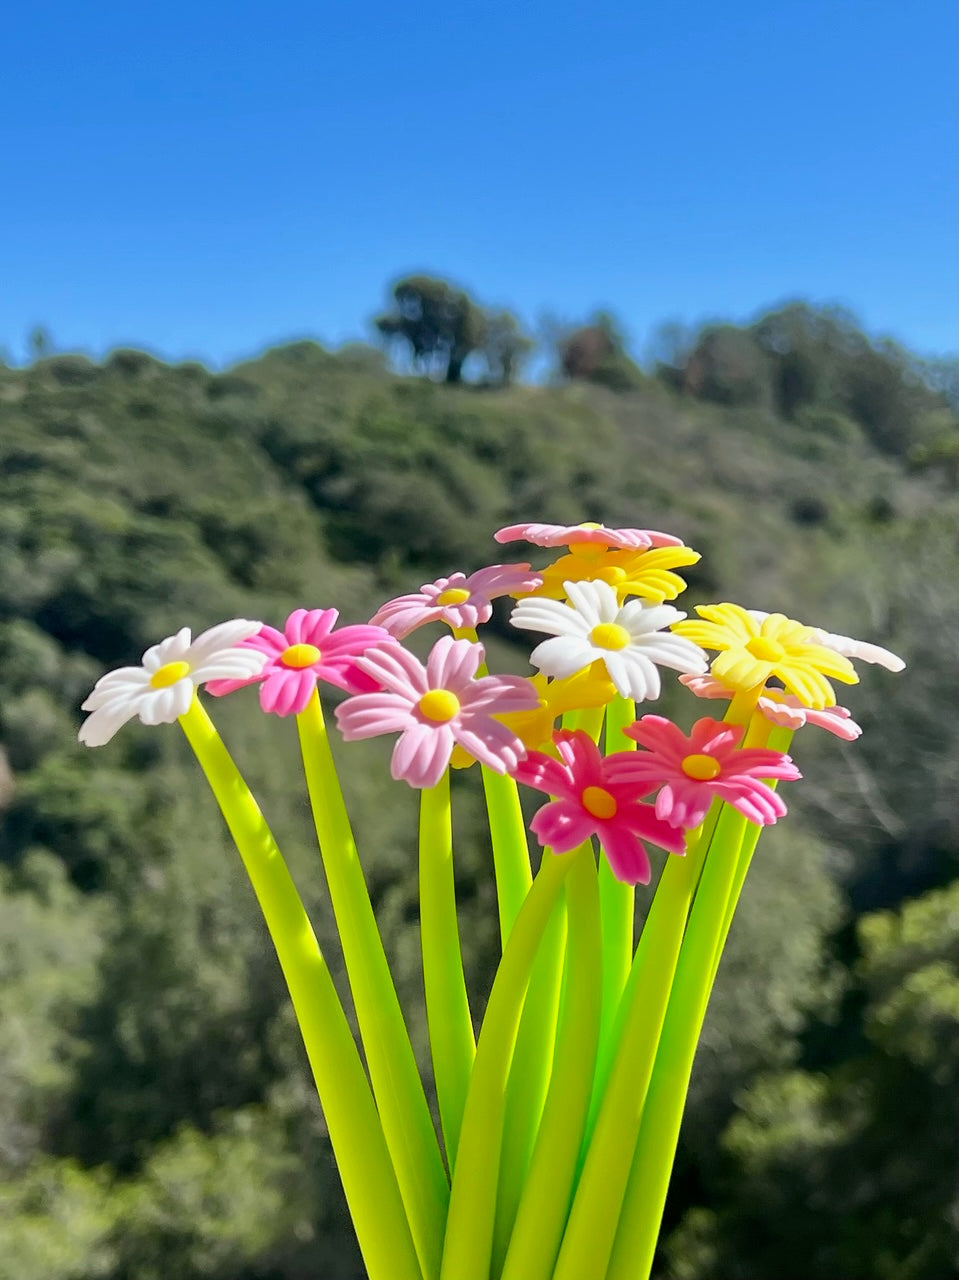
left=671, top=603, right=858, bottom=709
left=496, top=666, right=617, bottom=752
left=520, top=545, right=702, bottom=605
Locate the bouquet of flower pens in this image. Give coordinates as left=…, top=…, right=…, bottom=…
left=78, top=519, right=904, bottom=1280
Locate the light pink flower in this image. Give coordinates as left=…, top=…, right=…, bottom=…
left=206, top=608, right=392, bottom=716
left=510, top=729, right=686, bottom=885
left=679, top=674, right=863, bottom=741
left=334, top=635, right=538, bottom=788
left=620, top=715, right=801, bottom=829
left=369, top=563, right=543, bottom=639
left=494, top=521, right=682, bottom=550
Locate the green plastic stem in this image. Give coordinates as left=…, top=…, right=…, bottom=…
left=554, top=827, right=704, bottom=1280
left=178, top=697, right=422, bottom=1280
left=500, top=848, right=602, bottom=1280
left=439, top=844, right=586, bottom=1280
left=605, top=803, right=751, bottom=1280
left=489, top=887, right=568, bottom=1277
left=296, top=692, right=448, bottom=1278
left=481, top=765, right=533, bottom=947
left=597, top=695, right=637, bottom=1060
left=419, top=770, right=476, bottom=1174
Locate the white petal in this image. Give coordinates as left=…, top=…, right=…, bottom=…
left=192, top=649, right=268, bottom=683
left=138, top=681, right=193, bottom=725
left=529, top=635, right=596, bottom=679
left=616, top=651, right=661, bottom=701
left=80, top=668, right=152, bottom=709
left=564, top=579, right=618, bottom=624
left=142, top=627, right=193, bottom=671
left=621, top=601, right=686, bottom=635
left=634, top=633, right=708, bottom=674
left=811, top=629, right=905, bottom=672
left=187, top=618, right=263, bottom=664
left=78, top=704, right=137, bottom=747
left=511, top=598, right=590, bottom=638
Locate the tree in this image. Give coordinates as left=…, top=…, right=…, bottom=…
left=559, top=311, right=644, bottom=391
left=481, top=310, right=534, bottom=386
left=374, top=276, right=487, bottom=383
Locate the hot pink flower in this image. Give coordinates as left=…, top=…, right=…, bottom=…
left=370, top=563, right=543, bottom=639
left=334, top=635, right=538, bottom=788
left=679, top=674, right=863, bottom=741
left=206, top=608, right=392, bottom=715
left=510, top=729, right=686, bottom=885
left=494, top=521, right=682, bottom=550
left=619, top=715, right=801, bottom=829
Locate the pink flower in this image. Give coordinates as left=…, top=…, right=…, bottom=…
left=206, top=608, right=392, bottom=715
left=679, top=674, right=863, bottom=741
left=370, top=563, right=543, bottom=639
left=510, top=729, right=686, bottom=885
left=334, top=635, right=539, bottom=788
left=619, top=715, right=801, bottom=829
left=494, top=521, right=682, bottom=550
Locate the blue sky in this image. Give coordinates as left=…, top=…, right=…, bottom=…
left=1, top=0, right=955, bottom=368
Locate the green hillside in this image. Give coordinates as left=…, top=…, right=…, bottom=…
left=0, top=306, right=956, bottom=1279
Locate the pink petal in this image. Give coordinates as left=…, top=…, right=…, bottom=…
left=206, top=674, right=263, bottom=698
left=459, top=674, right=540, bottom=715
left=391, top=723, right=454, bottom=788
left=356, top=643, right=428, bottom=699
left=452, top=716, right=526, bottom=774
left=259, top=668, right=317, bottom=716
left=426, top=635, right=482, bottom=691
left=287, top=608, right=338, bottom=645
left=597, top=825, right=653, bottom=885
left=334, top=692, right=418, bottom=739
left=529, top=800, right=596, bottom=853
left=511, top=751, right=577, bottom=799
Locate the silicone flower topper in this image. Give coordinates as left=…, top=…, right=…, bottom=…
left=511, top=729, right=686, bottom=884
left=78, top=620, right=266, bottom=747
left=335, top=635, right=538, bottom=788
left=523, top=544, right=701, bottom=605
left=620, top=715, right=801, bottom=828
left=497, top=667, right=618, bottom=752
left=369, top=563, right=542, bottom=639
left=494, top=520, right=683, bottom=550
left=206, top=609, right=392, bottom=716
left=679, top=674, right=863, bottom=740
left=510, top=578, right=708, bottom=700
left=671, top=603, right=857, bottom=709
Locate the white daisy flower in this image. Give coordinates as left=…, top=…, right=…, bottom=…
left=748, top=611, right=905, bottom=673
left=78, top=619, right=267, bottom=747
left=510, top=579, right=708, bottom=701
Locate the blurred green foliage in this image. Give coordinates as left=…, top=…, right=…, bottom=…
left=0, top=301, right=955, bottom=1277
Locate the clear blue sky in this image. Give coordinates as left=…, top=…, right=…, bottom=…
left=2, top=0, right=955, bottom=368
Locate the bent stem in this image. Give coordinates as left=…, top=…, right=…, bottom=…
left=440, top=843, right=587, bottom=1280
left=420, top=770, right=476, bottom=1174
left=296, top=692, right=448, bottom=1278
left=178, top=697, right=422, bottom=1280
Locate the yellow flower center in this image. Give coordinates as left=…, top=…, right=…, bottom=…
left=569, top=541, right=606, bottom=558
left=436, top=587, right=472, bottom=606
left=149, top=660, right=191, bottom=689
left=280, top=643, right=320, bottom=668
left=746, top=636, right=785, bottom=662
left=590, top=622, right=631, bottom=650
left=681, top=753, right=722, bottom=781
left=581, top=785, right=617, bottom=819
left=418, top=689, right=461, bottom=722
